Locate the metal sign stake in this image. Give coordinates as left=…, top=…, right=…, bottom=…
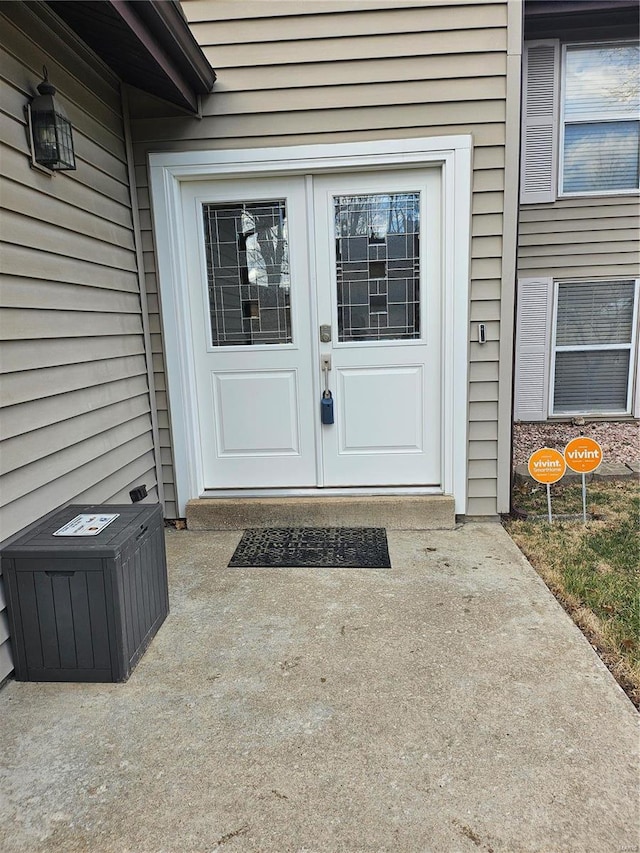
left=547, top=483, right=552, bottom=524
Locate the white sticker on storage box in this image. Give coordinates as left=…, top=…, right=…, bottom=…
left=53, top=514, right=120, bottom=536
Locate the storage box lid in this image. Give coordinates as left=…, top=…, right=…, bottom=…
left=0, top=504, right=161, bottom=557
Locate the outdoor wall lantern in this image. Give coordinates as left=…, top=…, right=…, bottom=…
left=26, top=67, right=76, bottom=171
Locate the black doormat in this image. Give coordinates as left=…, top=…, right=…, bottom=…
left=228, top=527, right=391, bottom=569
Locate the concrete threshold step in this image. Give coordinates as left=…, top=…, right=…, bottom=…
left=186, top=495, right=456, bottom=531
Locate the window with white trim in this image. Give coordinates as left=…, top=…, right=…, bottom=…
left=521, top=40, right=640, bottom=203
left=560, top=43, right=640, bottom=195
left=551, top=279, right=639, bottom=415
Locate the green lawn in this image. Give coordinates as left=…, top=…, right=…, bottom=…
left=504, top=479, right=640, bottom=709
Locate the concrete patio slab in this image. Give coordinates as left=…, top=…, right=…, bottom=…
left=0, top=523, right=638, bottom=853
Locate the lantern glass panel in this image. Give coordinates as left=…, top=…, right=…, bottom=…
left=32, top=109, right=76, bottom=170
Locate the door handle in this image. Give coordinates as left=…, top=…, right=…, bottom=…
left=321, top=354, right=332, bottom=395
left=320, top=355, right=334, bottom=425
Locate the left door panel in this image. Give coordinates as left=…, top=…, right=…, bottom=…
left=181, top=178, right=317, bottom=489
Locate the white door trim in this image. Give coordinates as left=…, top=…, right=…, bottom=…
left=148, top=136, right=472, bottom=515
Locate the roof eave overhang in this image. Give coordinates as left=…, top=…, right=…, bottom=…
left=524, top=0, right=640, bottom=40
left=46, top=0, right=216, bottom=113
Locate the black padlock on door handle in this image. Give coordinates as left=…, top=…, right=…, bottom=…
left=321, top=390, right=334, bottom=424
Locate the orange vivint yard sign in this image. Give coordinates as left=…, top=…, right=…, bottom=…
left=527, top=447, right=566, bottom=523
left=564, top=436, right=603, bottom=523
left=564, top=437, right=603, bottom=473
left=527, top=448, right=566, bottom=484
left=527, top=439, right=604, bottom=524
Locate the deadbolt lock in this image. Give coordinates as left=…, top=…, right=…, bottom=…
left=319, top=324, right=332, bottom=343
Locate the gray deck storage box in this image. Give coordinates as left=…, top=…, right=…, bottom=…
left=1, top=504, right=168, bottom=683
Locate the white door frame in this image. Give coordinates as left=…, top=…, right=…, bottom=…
left=149, top=136, right=472, bottom=515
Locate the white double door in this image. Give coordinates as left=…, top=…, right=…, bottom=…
left=181, top=168, right=441, bottom=491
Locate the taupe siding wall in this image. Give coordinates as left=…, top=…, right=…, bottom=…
left=0, top=4, right=157, bottom=678
left=517, top=196, right=640, bottom=424
left=518, top=197, right=640, bottom=280
left=133, top=0, right=518, bottom=517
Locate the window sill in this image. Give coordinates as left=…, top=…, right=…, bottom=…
left=548, top=414, right=635, bottom=422
left=557, top=189, right=640, bottom=200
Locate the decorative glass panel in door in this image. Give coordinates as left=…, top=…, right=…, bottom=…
left=203, top=200, right=291, bottom=346
left=334, top=193, right=420, bottom=341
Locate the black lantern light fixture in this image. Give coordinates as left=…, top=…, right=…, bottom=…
left=27, top=66, right=76, bottom=171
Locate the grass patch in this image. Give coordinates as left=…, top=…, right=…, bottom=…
left=505, top=480, right=640, bottom=709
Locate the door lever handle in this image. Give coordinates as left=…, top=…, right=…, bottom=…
left=320, top=355, right=334, bottom=425
left=321, top=354, right=332, bottom=397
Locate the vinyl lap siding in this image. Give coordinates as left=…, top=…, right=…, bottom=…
left=133, top=0, right=514, bottom=517
left=0, top=4, right=157, bottom=678
left=518, top=197, right=640, bottom=279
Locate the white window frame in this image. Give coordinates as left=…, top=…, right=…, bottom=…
left=549, top=278, right=640, bottom=417
left=558, top=40, right=640, bottom=199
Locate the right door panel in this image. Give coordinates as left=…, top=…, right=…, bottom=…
left=313, top=169, right=442, bottom=487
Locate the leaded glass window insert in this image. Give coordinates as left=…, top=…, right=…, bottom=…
left=552, top=280, right=637, bottom=414
left=203, top=200, right=291, bottom=346
left=334, top=192, right=420, bottom=342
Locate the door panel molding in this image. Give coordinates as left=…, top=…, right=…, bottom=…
left=213, top=370, right=302, bottom=456
left=149, top=136, right=472, bottom=514
left=337, top=366, right=424, bottom=455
